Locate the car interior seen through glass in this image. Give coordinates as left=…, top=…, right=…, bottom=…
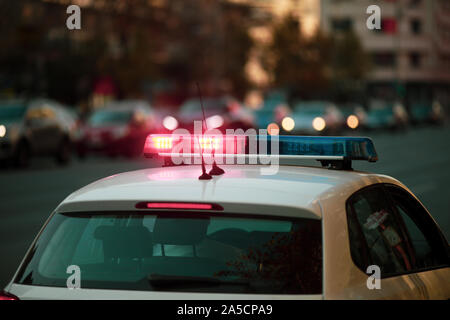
left=16, top=212, right=322, bottom=294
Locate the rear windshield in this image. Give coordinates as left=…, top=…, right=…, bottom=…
left=16, top=212, right=322, bottom=294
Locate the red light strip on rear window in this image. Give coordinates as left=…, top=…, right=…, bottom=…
left=135, top=202, right=223, bottom=210
left=147, top=202, right=212, bottom=210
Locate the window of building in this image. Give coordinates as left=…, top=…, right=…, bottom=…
left=409, top=52, right=422, bottom=68
left=382, top=18, right=397, bottom=34
left=331, top=18, right=353, bottom=32
left=410, top=19, right=422, bottom=34
left=408, top=0, right=422, bottom=8
left=372, top=52, right=397, bottom=68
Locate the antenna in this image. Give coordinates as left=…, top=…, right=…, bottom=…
left=196, top=82, right=212, bottom=180
left=196, top=83, right=225, bottom=176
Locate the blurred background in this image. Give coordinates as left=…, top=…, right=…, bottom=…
left=0, top=0, right=449, bottom=287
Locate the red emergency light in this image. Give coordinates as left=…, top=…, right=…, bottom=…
left=143, top=134, right=247, bottom=158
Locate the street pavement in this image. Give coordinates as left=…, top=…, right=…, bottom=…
left=0, top=125, right=449, bottom=288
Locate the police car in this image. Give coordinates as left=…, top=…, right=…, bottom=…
left=1, top=134, right=449, bottom=300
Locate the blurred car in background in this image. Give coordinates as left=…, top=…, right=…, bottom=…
left=366, top=100, right=409, bottom=131
left=338, top=103, right=368, bottom=131
left=0, top=99, right=78, bottom=167
left=174, top=96, right=254, bottom=133
left=290, top=101, right=344, bottom=135
left=77, top=100, right=158, bottom=158
left=410, top=101, right=446, bottom=125
left=252, top=91, right=291, bottom=135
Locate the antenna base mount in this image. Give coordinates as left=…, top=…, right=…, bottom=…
left=209, top=162, right=225, bottom=176
left=198, top=172, right=213, bottom=180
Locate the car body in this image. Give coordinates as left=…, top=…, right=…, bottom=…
left=0, top=98, right=78, bottom=167
left=176, top=96, right=254, bottom=133
left=3, top=157, right=448, bottom=299
left=410, top=101, right=446, bottom=125
left=77, top=100, right=158, bottom=158
left=366, top=100, right=409, bottom=130
left=249, top=90, right=291, bottom=133
left=291, top=101, right=344, bottom=135
left=252, top=99, right=290, bottom=133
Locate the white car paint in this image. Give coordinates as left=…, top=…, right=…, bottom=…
left=4, top=164, right=449, bottom=299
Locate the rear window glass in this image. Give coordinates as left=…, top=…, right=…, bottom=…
left=16, top=212, right=322, bottom=294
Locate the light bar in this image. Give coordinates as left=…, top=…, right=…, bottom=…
left=144, top=134, right=378, bottom=163
left=275, top=136, right=378, bottom=162
left=144, top=134, right=246, bottom=156
left=135, top=202, right=223, bottom=210
left=151, top=136, right=173, bottom=150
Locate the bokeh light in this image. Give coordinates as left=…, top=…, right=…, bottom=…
left=267, top=123, right=280, bottom=135
left=163, top=116, right=178, bottom=131
left=347, top=115, right=359, bottom=129
left=281, top=117, right=295, bottom=132
left=206, top=115, right=224, bottom=129
left=312, top=117, right=326, bottom=132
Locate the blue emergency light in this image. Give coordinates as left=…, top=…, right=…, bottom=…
left=270, top=136, right=378, bottom=161
left=143, top=134, right=378, bottom=170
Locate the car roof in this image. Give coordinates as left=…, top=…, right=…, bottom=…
left=57, top=165, right=402, bottom=219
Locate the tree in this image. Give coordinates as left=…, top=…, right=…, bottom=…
left=330, top=31, right=371, bottom=102
left=265, top=16, right=333, bottom=100
left=264, top=16, right=370, bottom=102
left=162, top=0, right=253, bottom=99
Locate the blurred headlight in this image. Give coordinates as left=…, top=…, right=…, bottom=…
left=163, top=116, right=178, bottom=131
left=432, top=101, right=443, bottom=116
left=206, top=115, right=224, bottom=129
left=347, top=115, right=359, bottom=129
left=312, top=117, right=326, bottom=132
left=0, top=125, right=5, bottom=138
left=394, top=103, right=408, bottom=120
left=267, top=123, right=279, bottom=136
left=281, top=117, right=295, bottom=132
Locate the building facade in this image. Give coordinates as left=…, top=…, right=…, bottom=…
left=321, top=0, right=450, bottom=107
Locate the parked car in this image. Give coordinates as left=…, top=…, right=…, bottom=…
left=176, top=96, right=254, bottom=133
left=291, top=101, right=344, bottom=135
left=410, top=101, right=446, bottom=125
left=252, top=100, right=291, bottom=133
left=0, top=98, right=77, bottom=167
left=249, top=90, right=291, bottom=134
left=77, top=100, right=158, bottom=158
left=366, top=100, right=409, bottom=131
